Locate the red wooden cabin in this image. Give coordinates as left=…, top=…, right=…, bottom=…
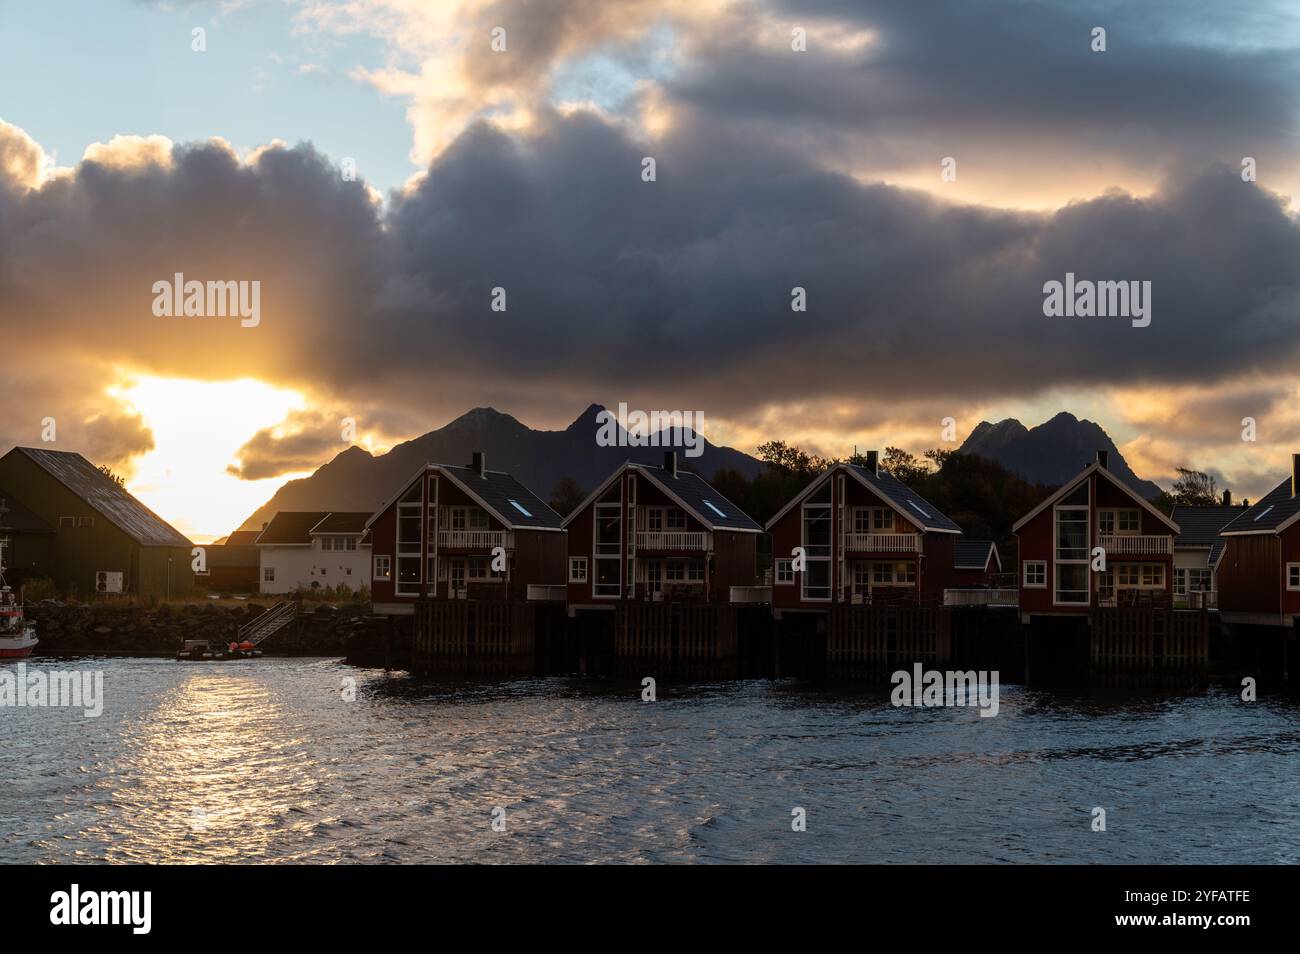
left=367, top=453, right=566, bottom=615
left=1013, top=451, right=1178, bottom=621
left=765, top=451, right=963, bottom=612
left=562, top=452, right=764, bottom=608
left=1217, top=454, right=1300, bottom=627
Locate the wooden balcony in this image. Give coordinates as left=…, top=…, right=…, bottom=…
left=1099, top=534, right=1171, bottom=556
left=635, top=531, right=712, bottom=551
left=437, top=529, right=514, bottom=549
left=841, top=532, right=921, bottom=553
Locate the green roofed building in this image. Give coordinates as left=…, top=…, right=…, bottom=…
left=0, top=447, right=194, bottom=599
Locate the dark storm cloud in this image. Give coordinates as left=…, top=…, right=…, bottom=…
left=731, top=0, right=1300, bottom=149
left=378, top=108, right=1300, bottom=416
left=3, top=109, right=1300, bottom=447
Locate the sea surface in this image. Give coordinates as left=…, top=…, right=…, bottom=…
left=1, top=657, right=1297, bottom=864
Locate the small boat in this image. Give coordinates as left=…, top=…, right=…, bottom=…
left=0, top=587, right=38, bottom=659
left=0, top=507, right=38, bottom=659
left=175, top=638, right=263, bottom=661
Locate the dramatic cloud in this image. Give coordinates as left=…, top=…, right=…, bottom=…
left=6, top=0, right=1300, bottom=502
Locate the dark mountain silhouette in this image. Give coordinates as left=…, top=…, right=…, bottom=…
left=958, top=411, right=1162, bottom=499
left=236, top=405, right=764, bottom=531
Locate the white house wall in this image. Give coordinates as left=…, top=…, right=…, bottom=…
left=259, top=544, right=371, bottom=594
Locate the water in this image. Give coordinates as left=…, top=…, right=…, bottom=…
left=1, top=657, right=1297, bottom=864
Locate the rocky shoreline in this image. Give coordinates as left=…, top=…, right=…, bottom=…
left=24, top=601, right=394, bottom=660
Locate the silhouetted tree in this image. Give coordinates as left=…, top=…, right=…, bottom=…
left=548, top=477, right=586, bottom=517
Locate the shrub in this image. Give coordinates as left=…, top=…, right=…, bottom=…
left=21, top=577, right=58, bottom=601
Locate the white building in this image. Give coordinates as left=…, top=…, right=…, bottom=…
left=255, top=511, right=372, bottom=595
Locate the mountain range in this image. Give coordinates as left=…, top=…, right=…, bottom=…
left=957, top=412, right=1161, bottom=498
left=236, top=405, right=763, bottom=531
left=235, top=406, right=1161, bottom=532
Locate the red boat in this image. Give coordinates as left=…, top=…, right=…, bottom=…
left=0, top=506, right=38, bottom=659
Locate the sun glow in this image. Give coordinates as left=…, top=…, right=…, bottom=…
left=109, top=375, right=311, bottom=544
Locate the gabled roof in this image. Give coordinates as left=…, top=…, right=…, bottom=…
left=1209, top=541, right=1226, bottom=569
left=1170, top=505, right=1243, bottom=547
left=257, top=511, right=329, bottom=545
left=5, top=447, right=191, bottom=547
left=0, top=493, right=54, bottom=534
left=1219, top=478, right=1300, bottom=535
left=764, top=462, right=961, bottom=534
left=223, top=529, right=261, bottom=546
left=955, top=539, right=1000, bottom=571
left=561, top=461, right=763, bottom=532
left=309, top=512, right=372, bottom=535
left=1011, top=461, right=1179, bottom=535
left=365, top=464, right=564, bottom=532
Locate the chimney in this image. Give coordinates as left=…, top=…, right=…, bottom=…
left=261, top=521, right=268, bottom=531
left=1293, top=454, right=1300, bottom=498
left=1223, top=489, right=1231, bottom=507
left=865, top=450, right=879, bottom=476
left=1096, top=449, right=1108, bottom=469
left=471, top=451, right=486, bottom=477
left=663, top=450, right=677, bottom=477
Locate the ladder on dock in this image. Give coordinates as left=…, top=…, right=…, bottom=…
left=238, top=600, right=298, bottom=646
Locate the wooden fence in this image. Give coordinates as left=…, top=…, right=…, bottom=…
left=412, top=600, right=535, bottom=676
left=614, top=603, right=739, bottom=678
left=826, top=606, right=950, bottom=677
left=1089, top=608, right=1208, bottom=687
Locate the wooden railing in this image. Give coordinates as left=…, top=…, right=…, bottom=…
left=636, top=531, right=712, bottom=551
left=1174, top=590, right=1217, bottom=610
left=728, top=585, right=772, bottom=604
left=1099, top=534, right=1172, bottom=555
left=437, top=530, right=513, bottom=549
left=841, top=533, right=921, bottom=553
left=943, top=588, right=1018, bottom=607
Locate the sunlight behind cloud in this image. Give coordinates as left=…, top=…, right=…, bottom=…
left=109, top=376, right=311, bottom=543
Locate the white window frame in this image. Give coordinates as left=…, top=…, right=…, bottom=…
left=775, top=559, right=794, bottom=585
left=569, top=557, right=588, bottom=583
left=593, top=497, right=622, bottom=599
left=373, top=555, right=391, bottom=581
left=1053, top=484, right=1091, bottom=606
left=1288, top=564, right=1300, bottom=591
left=1023, top=560, right=1047, bottom=588
left=800, top=501, right=833, bottom=601
left=263, top=566, right=275, bottom=583
left=396, top=481, right=425, bottom=597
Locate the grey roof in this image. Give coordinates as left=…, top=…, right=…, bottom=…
left=441, top=465, right=564, bottom=530
left=634, top=463, right=763, bottom=532
left=1209, top=541, right=1226, bottom=567
left=954, top=539, right=996, bottom=569
left=11, top=447, right=191, bottom=547
left=310, top=512, right=372, bottom=535
left=206, top=545, right=259, bottom=568
left=1220, top=479, right=1300, bottom=534
left=257, top=512, right=329, bottom=545
left=847, top=464, right=962, bottom=533
left=1171, top=505, right=1244, bottom=547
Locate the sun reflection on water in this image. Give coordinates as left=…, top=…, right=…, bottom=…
left=100, top=669, right=324, bottom=863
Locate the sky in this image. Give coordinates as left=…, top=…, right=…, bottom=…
left=2, top=0, right=1300, bottom=541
